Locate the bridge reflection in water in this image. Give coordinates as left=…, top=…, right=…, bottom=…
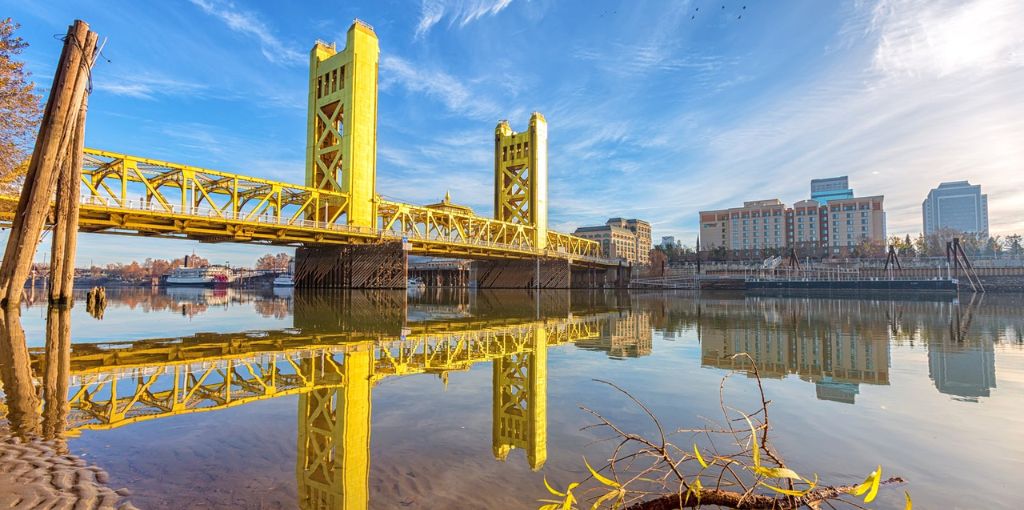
left=3, top=289, right=648, bottom=510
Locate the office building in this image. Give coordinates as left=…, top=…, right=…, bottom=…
left=922, top=181, right=989, bottom=236
left=574, top=218, right=651, bottom=265
left=660, top=236, right=676, bottom=248
left=810, top=176, right=854, bottom=203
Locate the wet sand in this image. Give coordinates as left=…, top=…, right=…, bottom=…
left=0, top=434, right=135, bottom=510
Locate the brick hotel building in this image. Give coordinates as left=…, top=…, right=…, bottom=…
left=699, top=177, right=886, bottom=259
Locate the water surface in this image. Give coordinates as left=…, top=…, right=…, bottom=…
left=1, top=288, right=1021, bottom=509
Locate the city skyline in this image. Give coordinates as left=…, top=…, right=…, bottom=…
left=3, top=0, right=1023, bottom=265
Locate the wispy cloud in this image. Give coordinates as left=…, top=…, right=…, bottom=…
left=94, top=74, right=207, bottom=100
left=415, top=0, right=515, bottom=38
left=380, top=55, right=501, bottom=120
left=188, top=0, right=304, bottom=65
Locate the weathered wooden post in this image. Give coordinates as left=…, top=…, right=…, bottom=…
left=0, top=20, right=98, bottom=307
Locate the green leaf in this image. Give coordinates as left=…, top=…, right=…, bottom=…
left=904, top=491, right=913, bottom=510
left=544, top=476, right=566, bottom=497
left=693, top=444, right=708, bottom=469
left=753, top=466, right=802, bottom=480
left=584, top=457, right=620, bottom=488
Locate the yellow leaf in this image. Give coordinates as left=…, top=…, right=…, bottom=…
left=590, top=489, right=622, bottom=510
left=544, top=476, right=565, bottom=497
left=743, top=414, right=760, bottom=468
left=584, top=457, right=620, bottom=488
left=758, top=481, right=810, bottom=497
left=864, top=466, right=882, bottom=503
left=754, top=466, right=802, bottom=480
left=904, top=491, right=913, bottom=510
left=685, top=478, right=703, bottom=505
left=852, top=466, right=882, bottom=503
left=693, top=444, right=708, bottom=469
left=561, top=482, right=580, bottom=510
left=539, top=504, right=560, bottom=510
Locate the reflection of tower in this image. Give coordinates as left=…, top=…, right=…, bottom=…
left=928, top=344, right=996, bottom=400
left=296, top=347, right=373, bottom=510
left=928, top=297, right=996, bottom=401
left=492, top=328, right=547, bottom=470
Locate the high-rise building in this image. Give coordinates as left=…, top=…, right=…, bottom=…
left=810, top=176, right=854, bottom=203
left=660, top=236, right=676, bottom=248
left=922, top=181, right=989, bottom=236
left=574, top=218, right=651, bottom=265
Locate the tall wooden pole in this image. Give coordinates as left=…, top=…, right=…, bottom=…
left=0, top=20, right=96, bottom=307
left=49, top=86, right=90, bottom=304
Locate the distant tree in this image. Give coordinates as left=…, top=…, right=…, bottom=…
left=903, top=234, right=915, bottom=257
left=1007, top=235, right=1023, bottom=258
left=0, top=18, right=42, bottom=193
left=256, top=252, right=293, bottom=271
left=984, top=236, right=1003, bottom=258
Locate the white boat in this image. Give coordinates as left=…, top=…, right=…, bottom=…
left=166, top=265, right=236, bottom=286
left=273, top=273, right=294, bottom=286
left=407, top=277, right=426, bottom=291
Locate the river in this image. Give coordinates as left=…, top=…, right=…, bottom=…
left=1, top=288, right=1021, bottom=509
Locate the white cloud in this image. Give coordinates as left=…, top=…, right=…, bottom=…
left=188, top=0, right=304, bottom=65
left=94, top=75, right=206, bottom=100
left=870, top=0, right=1024, bottom=78
left=415, top=0, right=515, bottom=38
left=380, top=55, right=501, bottom=120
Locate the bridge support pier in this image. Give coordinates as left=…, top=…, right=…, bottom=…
left=471, top=260, right=630, bottom=289
left=294, top=242, right=407, bottom=289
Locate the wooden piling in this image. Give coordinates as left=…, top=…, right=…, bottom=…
left=0, top=20, right=97, bottom=308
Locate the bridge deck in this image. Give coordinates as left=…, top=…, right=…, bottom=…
left=0, top=149, right=614, bottom=267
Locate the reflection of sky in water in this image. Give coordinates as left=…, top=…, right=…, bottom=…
left=5, top=291, right=1024, bottom=509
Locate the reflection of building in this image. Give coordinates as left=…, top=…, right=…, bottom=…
left=576, top=311, right=652, bottom=358
left=928, top=345, right=996, bottom=400
left=699, top=304, right=890, bottom=404
left=922, top=181, right=989, bottom=236
left=574, top=218, right=651, bottom=265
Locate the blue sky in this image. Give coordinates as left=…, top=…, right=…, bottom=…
left=4, top=0, right=1023, bottom=265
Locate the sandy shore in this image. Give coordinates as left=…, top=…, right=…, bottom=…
left=0, top=435, right=136, bottom=510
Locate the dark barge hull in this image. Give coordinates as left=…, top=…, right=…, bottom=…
left=745, top=279, right=958, bottom=293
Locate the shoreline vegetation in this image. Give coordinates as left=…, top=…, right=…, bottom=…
left=542, top=356, right=909, bottom=510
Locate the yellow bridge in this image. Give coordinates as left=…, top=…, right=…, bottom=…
left=0, top=20, right=613, bottom=277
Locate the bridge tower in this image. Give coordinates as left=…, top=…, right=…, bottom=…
left=296, top=347, right=373, bottom=509
left=306, top=20, right=379, bottom=228
left=492, top=327, right=548, bottom=470
left=494, top=113, right=548, bottom=250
